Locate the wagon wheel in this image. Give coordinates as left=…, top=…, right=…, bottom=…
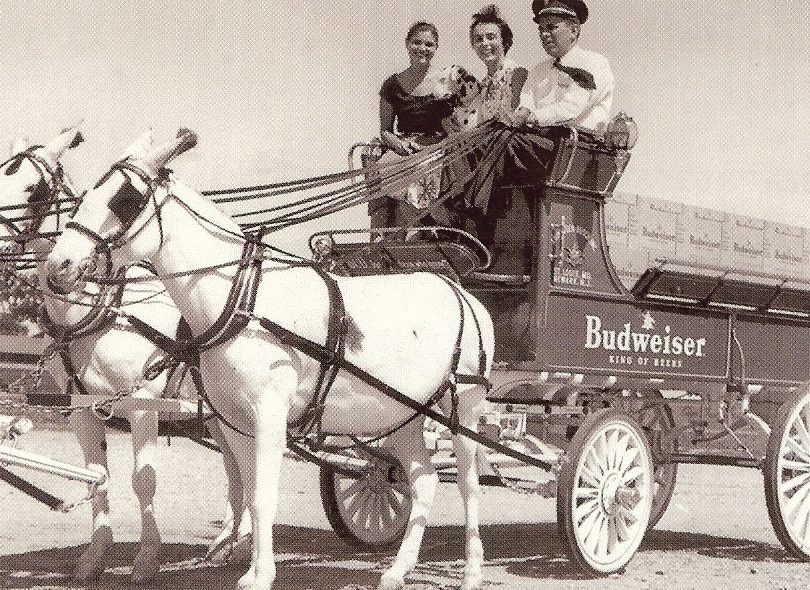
left=557, top=408, right=653, bottom=574
left=574, top=389, right=677, bottom=530
left=764, top=386, right=810, bottom=560
left=319, top=447, right=412, bottom=551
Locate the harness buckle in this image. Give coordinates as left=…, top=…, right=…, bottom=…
left=90, top=400, right=114, bottom=422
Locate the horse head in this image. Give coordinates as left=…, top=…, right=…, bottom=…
left=0, top=125, right=83, bottom=252
left=46, top=128, right=197, bottom=295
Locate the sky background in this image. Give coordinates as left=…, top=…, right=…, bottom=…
left=1, top=0, right=808, bottom=253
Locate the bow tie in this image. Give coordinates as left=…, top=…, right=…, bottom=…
left=553, top=59, right=596, bottom=90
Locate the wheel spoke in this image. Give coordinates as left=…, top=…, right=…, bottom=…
left=575, top=498, right=600, bottom=523
left=781, top=471, right=810, bottom=495
left=345, top=487, right=371, bottom=527
left=576, top=486, right=600, bottom=500
left=381, top=490, right=396, bottom=530
left=803, top=499, right=810, bottom=547
left=621, top=505, right=639, bottom=526
left=580, top=463, right=602, bottom=488
left=794, top=409, right=810, bottom=452
left=613, top=430, right=630, bottom=471
left=337, top=475, right=367, bottom=503
left=786, top=436, right=810, bottom=464
left=615, top=509, right=631, bottom=542
left=790, top=488, right=810, bottom=540
left=579, top=502, right=602, bottom=542
left=617, top=439, right=639, bottom=474
left=385, top=487, right=404, bottom=517
left=595, top=514, right=608, bottom=559
left=593, top=432, right=608, bottom=472
left=585, top=512, right=606, bottom=556
left=606, top=514, right=619, bottom=555
left=785, top=483, right=810, bottom=518
left=621, top=464, right=645, bottom=485
left=780, top=459, right=810, bottom=472
left=605, top=429, right=620, bottom=471
left=369, top=491, right=383, bottom=532
left=390, top=473, right=410, bottom=495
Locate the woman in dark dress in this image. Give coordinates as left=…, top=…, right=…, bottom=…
left=369, top=21, right=477, bottom=236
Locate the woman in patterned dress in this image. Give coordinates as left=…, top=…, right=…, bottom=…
left=461, top=5, right=531, bottom=262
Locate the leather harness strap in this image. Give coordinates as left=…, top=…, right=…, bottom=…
left=256, top=315, right=551, bottom=470
left=285, top=261, right=348, bottom=439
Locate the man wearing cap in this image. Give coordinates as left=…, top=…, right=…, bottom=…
left=513, top=0, right=614, bottom=134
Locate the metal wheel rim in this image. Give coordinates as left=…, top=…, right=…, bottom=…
left=570, top=419, right=652, bottom=570
left=332, top=453, right=411, bottom=545
left=776, top=395, right=810, bottom=552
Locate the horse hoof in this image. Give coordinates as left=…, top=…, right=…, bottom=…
left=131, top=545, right=161, bottom=583
left=73, top=562, right=104, bottom=582
left=237, top=565, right=256, bottom=590
left=74, top=530, right=112, bottom=581
left=377, top=573, right=405, bottom=590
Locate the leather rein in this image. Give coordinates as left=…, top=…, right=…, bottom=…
left=0, top=153, right=188, bottom=403
left=65, top=162, right=501, bottom=450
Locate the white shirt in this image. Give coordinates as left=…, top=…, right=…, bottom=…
left=519, top=45, right=614, bottom=133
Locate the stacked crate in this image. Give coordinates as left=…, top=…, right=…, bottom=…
left=603, top=192, right=636, bottom=286
left=605, top=193, right=810, bottom=289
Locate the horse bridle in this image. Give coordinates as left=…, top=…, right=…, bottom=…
left=65, top=159, right=166, bottom=273
left=0, top=147, right=79, bottom=248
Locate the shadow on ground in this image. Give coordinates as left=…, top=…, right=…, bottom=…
left=0, top=523, right=798, bottom=589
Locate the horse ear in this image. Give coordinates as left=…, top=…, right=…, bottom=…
left=120, top=129, right=155, bottom=161
left=42, top=124, right=84, bottom=163
left=139, top=128, right=198, bottom=175
left=10, top=133, right=30, bottom=156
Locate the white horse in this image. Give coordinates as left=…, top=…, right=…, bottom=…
left=45, top=129, right=495, bottom=590
left=0, top=127, right=250, bottom=581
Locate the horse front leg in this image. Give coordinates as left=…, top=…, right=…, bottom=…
left=206, top=418, right=252, bottom=564
left=236, top=364, right=295, bottom=590
left=378, top=419, right=438, bottom=590
left=128, top=407, right=161, bottom=583
left=445, top=390, right=487, bottom=590
left=68, top=409, right=113, bottom=581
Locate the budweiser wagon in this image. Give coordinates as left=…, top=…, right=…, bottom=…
left=307, top=120, right=810, bottom=573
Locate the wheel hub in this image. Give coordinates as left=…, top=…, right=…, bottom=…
left=600, top=472, right=622, bottom=515
left=600, top=472, right=641, bottom=515
left=367, top=462, right=389, bottom=492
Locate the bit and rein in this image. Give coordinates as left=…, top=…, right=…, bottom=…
left=50, top=158, right=551, bottom=475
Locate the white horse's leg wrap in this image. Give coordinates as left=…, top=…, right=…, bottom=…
left=129, top=408, right=161, bottom=582
left=69, top=410, right=113, bottom=581
left=452, top=396, right=486, bottom=590
left=378, top=419, right=438, bottom=590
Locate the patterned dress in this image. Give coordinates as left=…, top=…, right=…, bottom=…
left=457, top=59, right=523, bottom=130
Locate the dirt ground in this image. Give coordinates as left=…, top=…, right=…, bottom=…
left=2, top=430, right=809, bottom=590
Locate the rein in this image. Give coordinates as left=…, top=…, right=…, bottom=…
left=0, top=147, right=80, bottom=249
left=57, top=138, right=505, bottom=448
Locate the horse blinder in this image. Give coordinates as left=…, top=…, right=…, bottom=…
left=107, top=178, right=149, bottom=227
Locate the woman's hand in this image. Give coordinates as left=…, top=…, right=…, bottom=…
left=398, top=137, right=423, bottom=155
left=507, top=107, right=533, bottom=128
